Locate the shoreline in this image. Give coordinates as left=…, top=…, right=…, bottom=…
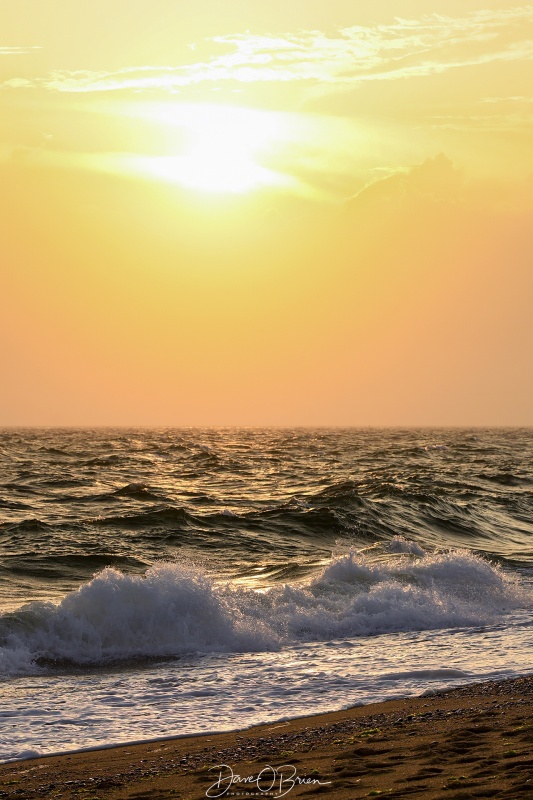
left=2, top=674, right=532, bottom=799
left=0, top=671, right=492, bottom=765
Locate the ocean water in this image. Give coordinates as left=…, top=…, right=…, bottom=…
left=0, top=428, right=532, bottom=762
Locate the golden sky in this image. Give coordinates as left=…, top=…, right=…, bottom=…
left=1, top=1, right=532, bottom=425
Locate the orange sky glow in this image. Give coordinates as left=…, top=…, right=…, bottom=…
left=1, top=1, right=532, bottom=426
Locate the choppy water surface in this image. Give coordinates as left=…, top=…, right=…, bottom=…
left=0, top=428, right=532, bottom=761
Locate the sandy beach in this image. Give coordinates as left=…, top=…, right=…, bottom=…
left=1, top=675, right=531, bottom=800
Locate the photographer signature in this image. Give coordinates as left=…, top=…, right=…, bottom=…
left=206, top=763, right=331, bottom=798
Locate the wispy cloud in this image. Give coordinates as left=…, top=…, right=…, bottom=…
left=3, top=8, right=533, bottom=94
left=426, top=95, right=533, bottom=131
left=0, top=46, right=40, bottom=56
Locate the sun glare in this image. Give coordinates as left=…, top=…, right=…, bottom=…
left=125, top=103, right=297, bottom=194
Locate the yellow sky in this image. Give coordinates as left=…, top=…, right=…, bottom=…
left=1, top=1, right=532, bottom=425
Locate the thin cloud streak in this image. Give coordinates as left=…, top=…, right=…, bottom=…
left=427, top=96, right=533, bottom=131
left=0, top=46, right=40, bottom=55
left=3, top=8, right=533, bottom=93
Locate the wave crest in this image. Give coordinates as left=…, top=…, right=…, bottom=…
left=0, top=546, right=529, bottom=675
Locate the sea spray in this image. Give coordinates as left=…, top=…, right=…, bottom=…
left=1, top=546, right=529, bottom=675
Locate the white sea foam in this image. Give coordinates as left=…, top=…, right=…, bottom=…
left=0, top=546, right=529, bottom=675
left=2, top=622, right=533, bottom=763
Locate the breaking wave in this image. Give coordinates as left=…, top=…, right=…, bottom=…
left=0, top=544, right=529, bottom=676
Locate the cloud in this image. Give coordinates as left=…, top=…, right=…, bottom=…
left=348, top=154, right=465, bottom=210
left=426, top=95, right=533, bottom=131
left=0, top=46, right=40, bottom=56
left=3, top=8, right=532, bottom=94
left=3, top=78, right=33, bottom=88
left=346, top=153, right=533, bottom=214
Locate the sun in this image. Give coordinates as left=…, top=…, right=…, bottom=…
left=127, top=102, right=297, bottom=194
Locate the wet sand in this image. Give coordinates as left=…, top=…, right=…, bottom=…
left=1, top=675, right=532, bottom=799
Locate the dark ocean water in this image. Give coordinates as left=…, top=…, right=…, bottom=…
left=1, top=428, right=532, bottom=608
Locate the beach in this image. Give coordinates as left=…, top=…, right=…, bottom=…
left=1, top=675, right=531, bottom=799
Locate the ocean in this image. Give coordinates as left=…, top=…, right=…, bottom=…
left=0, top=427, right=532, bottom=762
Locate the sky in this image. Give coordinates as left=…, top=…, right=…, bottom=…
left=1, top=1, right=532, bottom=426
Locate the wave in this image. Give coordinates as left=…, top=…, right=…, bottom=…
left=83, top=454, right=126, bottom=466
left=1, top=553, right=148, bottom=579
left=107, top=483, right=164, bottom=501
left=0, top=499, right=33, bottom=511
left=37, top=447, right=75, bottom=457
left=54, top=484, right=170, bottom=505
left=88, top=504, right=343, bottom=538
left=0, top=543, right=529, bottom=676
left=238, top=506, right=344, bottom=537
left=0, top=518, right=52, bottom=535
left=479, top=471, right=529, bottom=487
left=92, top=506, right=195, bottom=528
